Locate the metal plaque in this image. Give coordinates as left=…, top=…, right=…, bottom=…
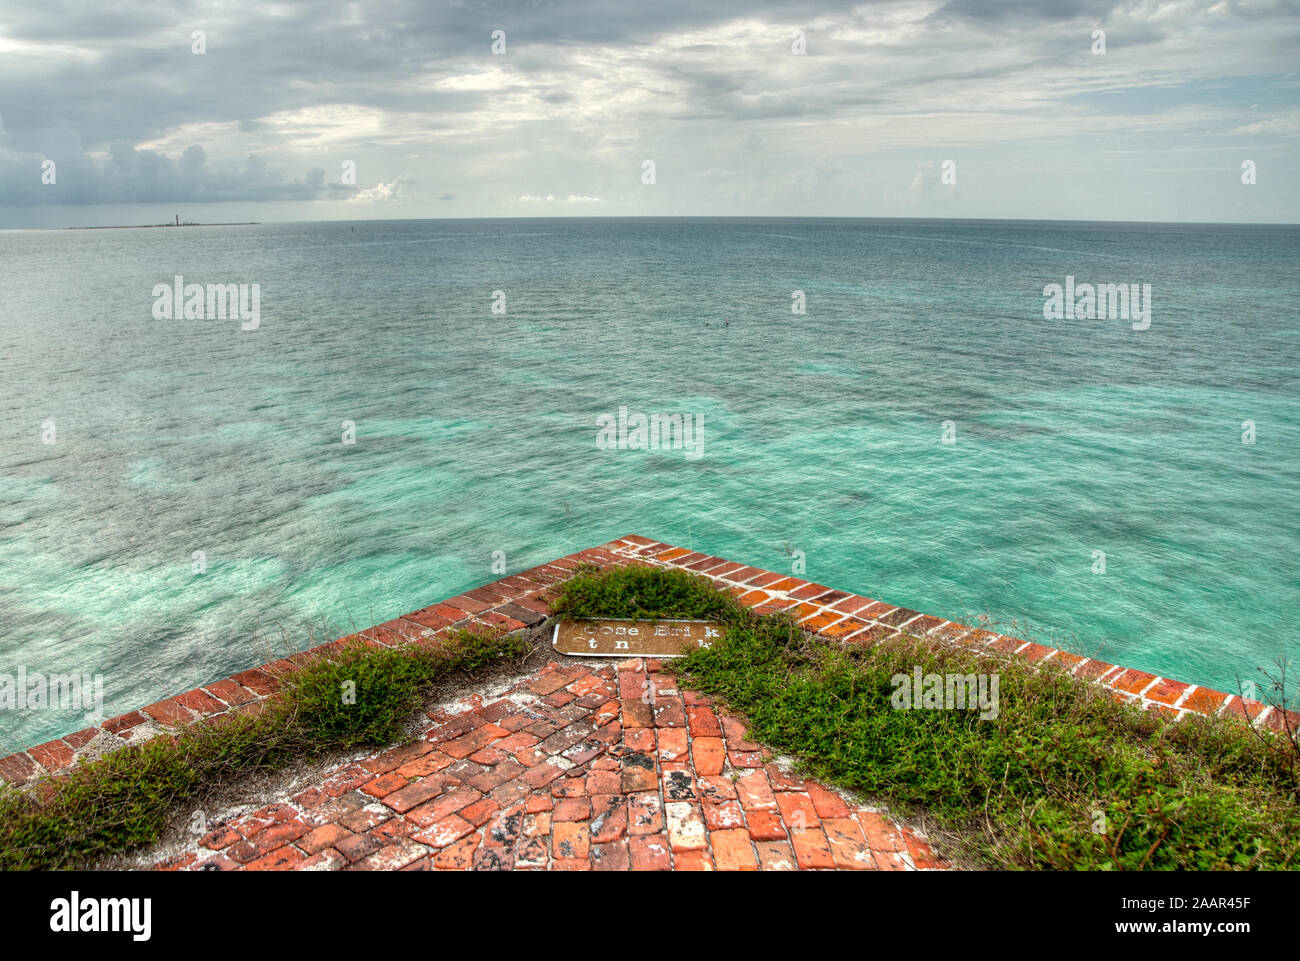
left=552, top=618, right=724, bottom=658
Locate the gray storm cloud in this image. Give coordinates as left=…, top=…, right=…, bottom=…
left=0, top=0, right=1296, bottom=220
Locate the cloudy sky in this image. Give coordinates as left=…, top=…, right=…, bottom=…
left=1, top=0, right=1297, bottom=227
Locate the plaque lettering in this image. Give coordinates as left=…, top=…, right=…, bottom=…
left=552, top=618, right=726, bottom=658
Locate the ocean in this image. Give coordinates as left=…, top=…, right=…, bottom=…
left=1, top=217, right=1297, bottom=749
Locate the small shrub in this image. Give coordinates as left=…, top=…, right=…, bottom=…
left=0, top=627, right=527, bottom=870
left=553, top=563, right=745, bottom=624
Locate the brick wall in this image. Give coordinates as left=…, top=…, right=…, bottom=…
left=2, top=535, right=1293, bottom=790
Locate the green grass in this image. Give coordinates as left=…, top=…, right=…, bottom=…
left=0, top=628, right=526, bottom=870
left=552, top=562, right=743, bottom=624
left=557, top=565, right=1300, bottom=870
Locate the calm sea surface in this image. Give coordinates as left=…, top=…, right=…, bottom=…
left=1, top=217, right=1298, bottom=748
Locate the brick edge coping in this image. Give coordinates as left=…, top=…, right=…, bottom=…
left=3, top=535, right=1294, bottom=789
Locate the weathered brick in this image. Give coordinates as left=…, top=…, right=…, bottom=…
left=591, top=840, right=630, bottom=871
left=735, top=770, right=778, bottom=811
left=458, top=797, right=501, bottom=828
left=691, top=737, right=725, bottom=776
left=519, top=757, right=571, bottom=789
left=746, top=809, right=788, bottom=842
left=755, top=840, right=798, bottom=871
left=789, top=825, right=835, bottom=869
left=27, top=740, right=74, bottom=773
left=432, top=831, right=481, bottom=869
left=299, top=823, right=356, bottom=856
left=527, top=671, right=572, bottom=696
left=674, top=849, right=715, bottom=871
left=589, top=794, right=627, bottom=843
left=351, top=838, right=429, bottom=871
left=141, top=698, right=193, bottom=726
left=712, top=829, right=759, bottom=871
left=686, top=705, right=722, bottom=737
left=628, top=834, right=672, bottom=870
left=1180, top=686, right=1229, bottom=715
left=364, top=739, right=437, bottom=775
left=621, top=753, right=658, bottom=793
left=553, top=796, right=591, bottom=822
left=553, top=821, right=590, bottom=860
left=474, top=843, right=517, bottom=871
left=442, top=595, right=491, bottom=615
left=380, top=774, right=455, bottom=813
left=412, top=815, right=477, bottom=849
left=702, top=800, right=747, bottom=831
left=231, top=668, right=278, bottom=696
left=822, top=817, right=875, bottom=870
left=806, top=782, right=852, bottom=819
left=339, top=804, right=393, bottom=833
left=405, top=786, right=482, bottom=826
left=173, top=687, right=227, bottom=715
left=299, top=848, right=348, bottom=871
left=627, top=793, right=663, bottom=835
left=663, top=801, right=706, bottom=851
left=586, top=769, right=621, bottom=795
left=244, top=846, right=306, bottom=871
left=62, top=727, right=100, bottom=749
left=858, top=810, right=906, bottom=853
left=697, top=775, right=737, bottom=803
left=204, top=679, right=257, bottom=706
left=199, top=826, right=241, bottom=850
left=361, top=771, right=410, bottom=799
left=442, top=722, right=510, bottom=760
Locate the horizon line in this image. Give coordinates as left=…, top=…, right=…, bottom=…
left=5, top=213, right=1300, bottom=231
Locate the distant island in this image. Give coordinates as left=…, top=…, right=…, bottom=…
left=68, top=215, right=259, bottom=230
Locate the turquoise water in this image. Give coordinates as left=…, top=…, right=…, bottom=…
left=1, top=217, right=1298, bottom=749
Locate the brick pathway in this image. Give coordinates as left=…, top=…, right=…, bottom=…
left=155, top=657, right=948, bottom=871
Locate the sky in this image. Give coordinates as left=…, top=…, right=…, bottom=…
left=1, top=0, right=1297, bottom=227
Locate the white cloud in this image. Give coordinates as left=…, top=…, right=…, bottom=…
left=1230, top=111, right=1300, bottom=136
left=347, top=177, right=411, bottom=203
left=517, top=194, right=601, bottom=203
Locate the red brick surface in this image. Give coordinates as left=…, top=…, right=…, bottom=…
left=153, top=656, right=943, bottom=871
